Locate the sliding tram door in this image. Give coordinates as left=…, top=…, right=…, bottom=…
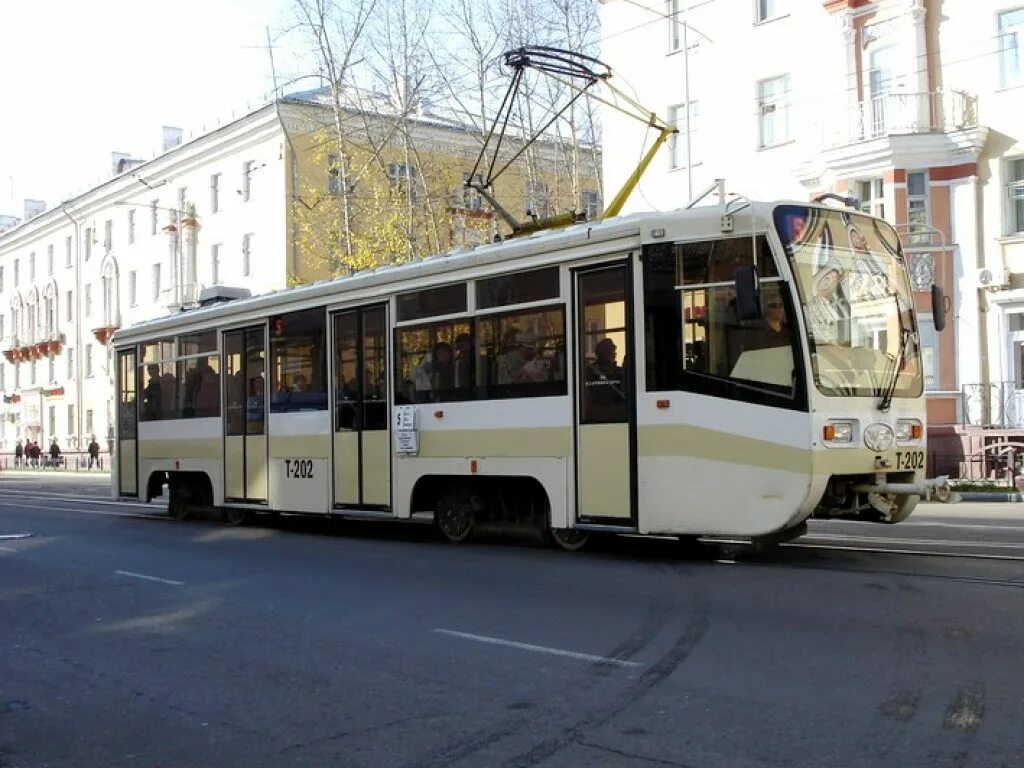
left=117, top=349, right=138, bottom=496
left=332, top=305, right=390, bottom=508
left=223, top=326, right=268, bottom=503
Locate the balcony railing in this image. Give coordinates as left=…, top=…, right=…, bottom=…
left=813, top=89, right=978, bottom=150
left=962, top=381, right=1024, bottom=428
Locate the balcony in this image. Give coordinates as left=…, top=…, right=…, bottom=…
left=797, top=89, right=985, bottom=181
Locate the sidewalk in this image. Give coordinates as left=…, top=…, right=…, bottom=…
left=0, top=467, right=111, bottom=477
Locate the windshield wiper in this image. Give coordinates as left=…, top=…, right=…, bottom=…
left=878, top=293, right=909, bottom=412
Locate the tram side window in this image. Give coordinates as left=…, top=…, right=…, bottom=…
left=396, top=320, right=473, bottom=403
left=475, top=306, right=566, bottom=399
left=270, top=308, right=327, bottom=412
left=476, top=267, right=559, bottom=309
left=139, top=360, right=179, bottom=421
left=643, top=238, right=804, bottom=409
left=180, top=355, right=220, bottom=418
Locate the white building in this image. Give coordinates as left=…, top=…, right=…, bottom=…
left=0, top=106, right=286, bottom=462
left=600, top=0, right=1024, bottom=475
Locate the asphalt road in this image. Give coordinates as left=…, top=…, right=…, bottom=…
left=2, top=472, right=1023, bottom=767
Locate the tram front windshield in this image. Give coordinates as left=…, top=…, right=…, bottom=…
left=774, top=205, right=923, bottom=399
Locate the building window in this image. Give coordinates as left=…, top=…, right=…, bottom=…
left=152, top=264, right=161, bottom=300
left=857, top=179, right=885, bottom=218
left=461, top=172, right=483, bottom=211
left=758, top=75, right=790, bottom=147
left=29, top=252, right=35, bottom=281
left=48, top=357, right=55, bottom=384
left=67, top=404, right=75, bottom=435
left=668, top=102, right=698, bottom=168
left=211, top=244, right=221, bottom=285
left=906, top=171, right=930, bottom=244
left=30, top=359, right=37, bottom=386
left=85, top=284, right=92, bottom=318
left=582, top=190, right=601, bottom=220
left=67, top=347, right=75, bottom=379
left=151, top=200, right=159, bottom=235
left=66, top=290, right=73, bottom=322
left=104, top=219, right=112, bottom=252
left=128, top=209, right=136, bottom=244
left=0, top=265, right=4, bottom=292
left=999, top=8, right=1024, bottom=89
left=47, top=245, right=54, bottom=275
left=524, top=179, right=550, bottom=218
left=387, top=163, right=418, bottom=201
left=242, top=161, right=252, bottom=202
left=918, top=315, right=939, bottom=391
left=129, top=270, right=138, bottom=306
left=242, top=234, right=252, bottom=276
left=102, top=264, right=117, bottom=327
left=49, top=406, right=56, bottom=435
left=65, top=236, right=72, bottom=267
left=327, top=155, right=341, bottom=195
left=85, top=344, right=93, bottom=377
left=13, top=259, right=18, bottom=286
left=84, top=228, right=92, bottom=261
left=755, top=0, right=782, bottom=23
left=211, top=173, right=221, bottom=213
left=1008, top=157, right=1024, bottom=234
left=86, top=409, right=94, bottom=435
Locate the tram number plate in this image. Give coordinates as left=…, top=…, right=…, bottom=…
left=896, top=451, right=925, bottom=471
left=285, top=458, right=315, bottom=479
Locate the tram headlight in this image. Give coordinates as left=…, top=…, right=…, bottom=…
left=895, top=419, right=923, bottom=442
left=864, top=423, right=895, bottom=452
left=823, top=421, right=854, bottom=443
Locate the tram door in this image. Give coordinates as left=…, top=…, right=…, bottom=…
left=332, top=305, right=390, bottom=508
left=573, top=263, right=636, bottom=524
left=223, top=326, right=268, bottom=502
left=116, top=349, right=138, bottom=496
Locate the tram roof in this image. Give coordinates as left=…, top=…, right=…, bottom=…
left=112, top=199, right=802, bottom=345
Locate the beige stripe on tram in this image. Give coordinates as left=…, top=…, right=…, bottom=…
left=638, top=424, right=811, bottom=472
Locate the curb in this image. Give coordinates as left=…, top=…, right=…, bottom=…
left=956, top=492, right=1024, bottom=503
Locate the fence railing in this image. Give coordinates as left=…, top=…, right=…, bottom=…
left=0, top=452, right=109, bottom=472
left=961, top=381, right=1024, bottom=428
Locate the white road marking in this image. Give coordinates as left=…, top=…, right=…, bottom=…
left=433, top=628, right=641, bottom=668
left=114, top=570, right=185, bottom=586
left=0, top=546, right=16, bottom=552
left=0, top=533, right=32, bottom=540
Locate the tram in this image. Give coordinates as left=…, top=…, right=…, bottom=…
left=112, top=198, right=953, bottom=550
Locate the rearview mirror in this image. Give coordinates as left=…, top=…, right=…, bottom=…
left=931, top=283, right=947, bottom=332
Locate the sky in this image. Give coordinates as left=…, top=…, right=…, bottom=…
left=0, top=0, right=312, bottom=217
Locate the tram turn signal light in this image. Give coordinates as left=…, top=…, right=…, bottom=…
left=896, top=420, right=923, bottom=441
left=823, top=422, right=853, bottom=443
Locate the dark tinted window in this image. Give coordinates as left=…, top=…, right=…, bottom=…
left=475, top=306, right=566, bottom=399
left=396, top=320, right=473, bottom=403
left=270, top=308, right=327, bottom=412
left=476, top=267, right=559, bottom=309
left=396, top=283, right=466, bottom=322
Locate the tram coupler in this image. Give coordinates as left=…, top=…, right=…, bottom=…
left=852, top=475, right=959, bottom=504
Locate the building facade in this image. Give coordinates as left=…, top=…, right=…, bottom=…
left=600, top=0, right=1024, bottom=476
left=0, top=93, right=601, bottom=463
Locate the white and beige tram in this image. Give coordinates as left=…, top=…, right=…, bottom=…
left=112, top=201, right=953, bottom=550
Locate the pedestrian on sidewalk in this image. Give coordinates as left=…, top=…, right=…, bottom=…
left=88, top=436, right=100, bottom=470
left=14, top=439, right=23, bottom=468
left=48, top=439, right=62, bottom=469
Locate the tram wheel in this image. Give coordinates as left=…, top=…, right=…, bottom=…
left=223, top=507, right=250, bottom=527
left=548, top=527, right=589, bottom=552
left=435, top=492, right=474, bottom=543
left=167, top=487, right=190, bottom=521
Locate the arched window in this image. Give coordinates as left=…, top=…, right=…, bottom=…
left=44, top=281, right=59, bottom=339
left=101, top=257, right=120, bottom=327
left=25, top=288, right=39, bottom=344
left=10, top=294, right=23, bottom=344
